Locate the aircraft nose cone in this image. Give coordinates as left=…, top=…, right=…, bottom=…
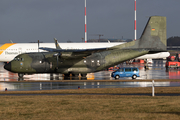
left=4, top=63, right=11, bottom=71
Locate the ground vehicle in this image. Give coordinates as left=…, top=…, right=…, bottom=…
left=166, top=54, right=180, bottom=68
left=111, top=67, right=140, bottom=79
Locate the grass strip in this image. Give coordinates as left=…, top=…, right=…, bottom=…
left=0, top=87, right=180, bottom=119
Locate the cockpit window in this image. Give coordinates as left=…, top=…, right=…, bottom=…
left=14, top=57, right=24, bottom=61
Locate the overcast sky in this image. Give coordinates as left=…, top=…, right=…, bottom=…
left=0, top=0, right=179, bottom=43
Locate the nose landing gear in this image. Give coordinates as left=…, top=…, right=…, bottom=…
left=18, top=73, right=24, bottom=78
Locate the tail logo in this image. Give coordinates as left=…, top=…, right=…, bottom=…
left=151, top=28, right=155, bottom=31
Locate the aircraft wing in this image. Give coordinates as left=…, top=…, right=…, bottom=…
left=39, top=47, right=108, bottom=58
left=39, top=47, right=107, bottom=53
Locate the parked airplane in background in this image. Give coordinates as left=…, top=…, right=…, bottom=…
left=4, top=16, right=168, bottom=78
left=0, top=41, right=125, bottom=62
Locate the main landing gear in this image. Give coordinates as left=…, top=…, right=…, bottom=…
left=63, top=73, right=87, bottom=80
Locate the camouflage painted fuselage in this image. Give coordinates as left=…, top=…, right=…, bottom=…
left=9, top=49, right=149, bottom=74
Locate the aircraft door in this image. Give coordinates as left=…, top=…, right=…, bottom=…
left=50, top=62, right=53, bottom=69
left=18, top=48, right=22, bottom=54
left=44, top=60, right=50, bottom=72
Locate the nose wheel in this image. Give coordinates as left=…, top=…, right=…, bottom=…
left=18, top=73, right=24, bottom=78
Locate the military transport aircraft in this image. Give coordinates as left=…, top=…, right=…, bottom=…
left=4, top=16, right=167, bottom=78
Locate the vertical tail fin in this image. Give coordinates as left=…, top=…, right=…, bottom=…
left=111, top=16, right=166, bottom=51
left=54, top=38, right=62, bottom=50
left=139, top=16, right=167, bottom=50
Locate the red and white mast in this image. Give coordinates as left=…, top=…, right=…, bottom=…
left=134, top=0, right=137, bottom=40
left=85, top=0, right=87, bottom=43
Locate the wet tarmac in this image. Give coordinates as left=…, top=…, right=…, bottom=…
left=0, top=60, right=180, bottom=91
left=1, top=81, right=180, bottom=92
left=1, top=93, right=180, bottom=96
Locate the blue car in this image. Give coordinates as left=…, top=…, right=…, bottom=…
left=111, top=67, right=140, bottom=79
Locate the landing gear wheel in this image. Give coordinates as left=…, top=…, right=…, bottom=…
left=115, top=75, right=120, bottom=79
left=18, top=73, right=24, bottom=78
left=63, top=74, right=70, bottom=77
left=132, top=75, right=137, bottom=79
left=81, top=74, right=87, bottom=78
left=73, top=74, right=79, bottom=77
